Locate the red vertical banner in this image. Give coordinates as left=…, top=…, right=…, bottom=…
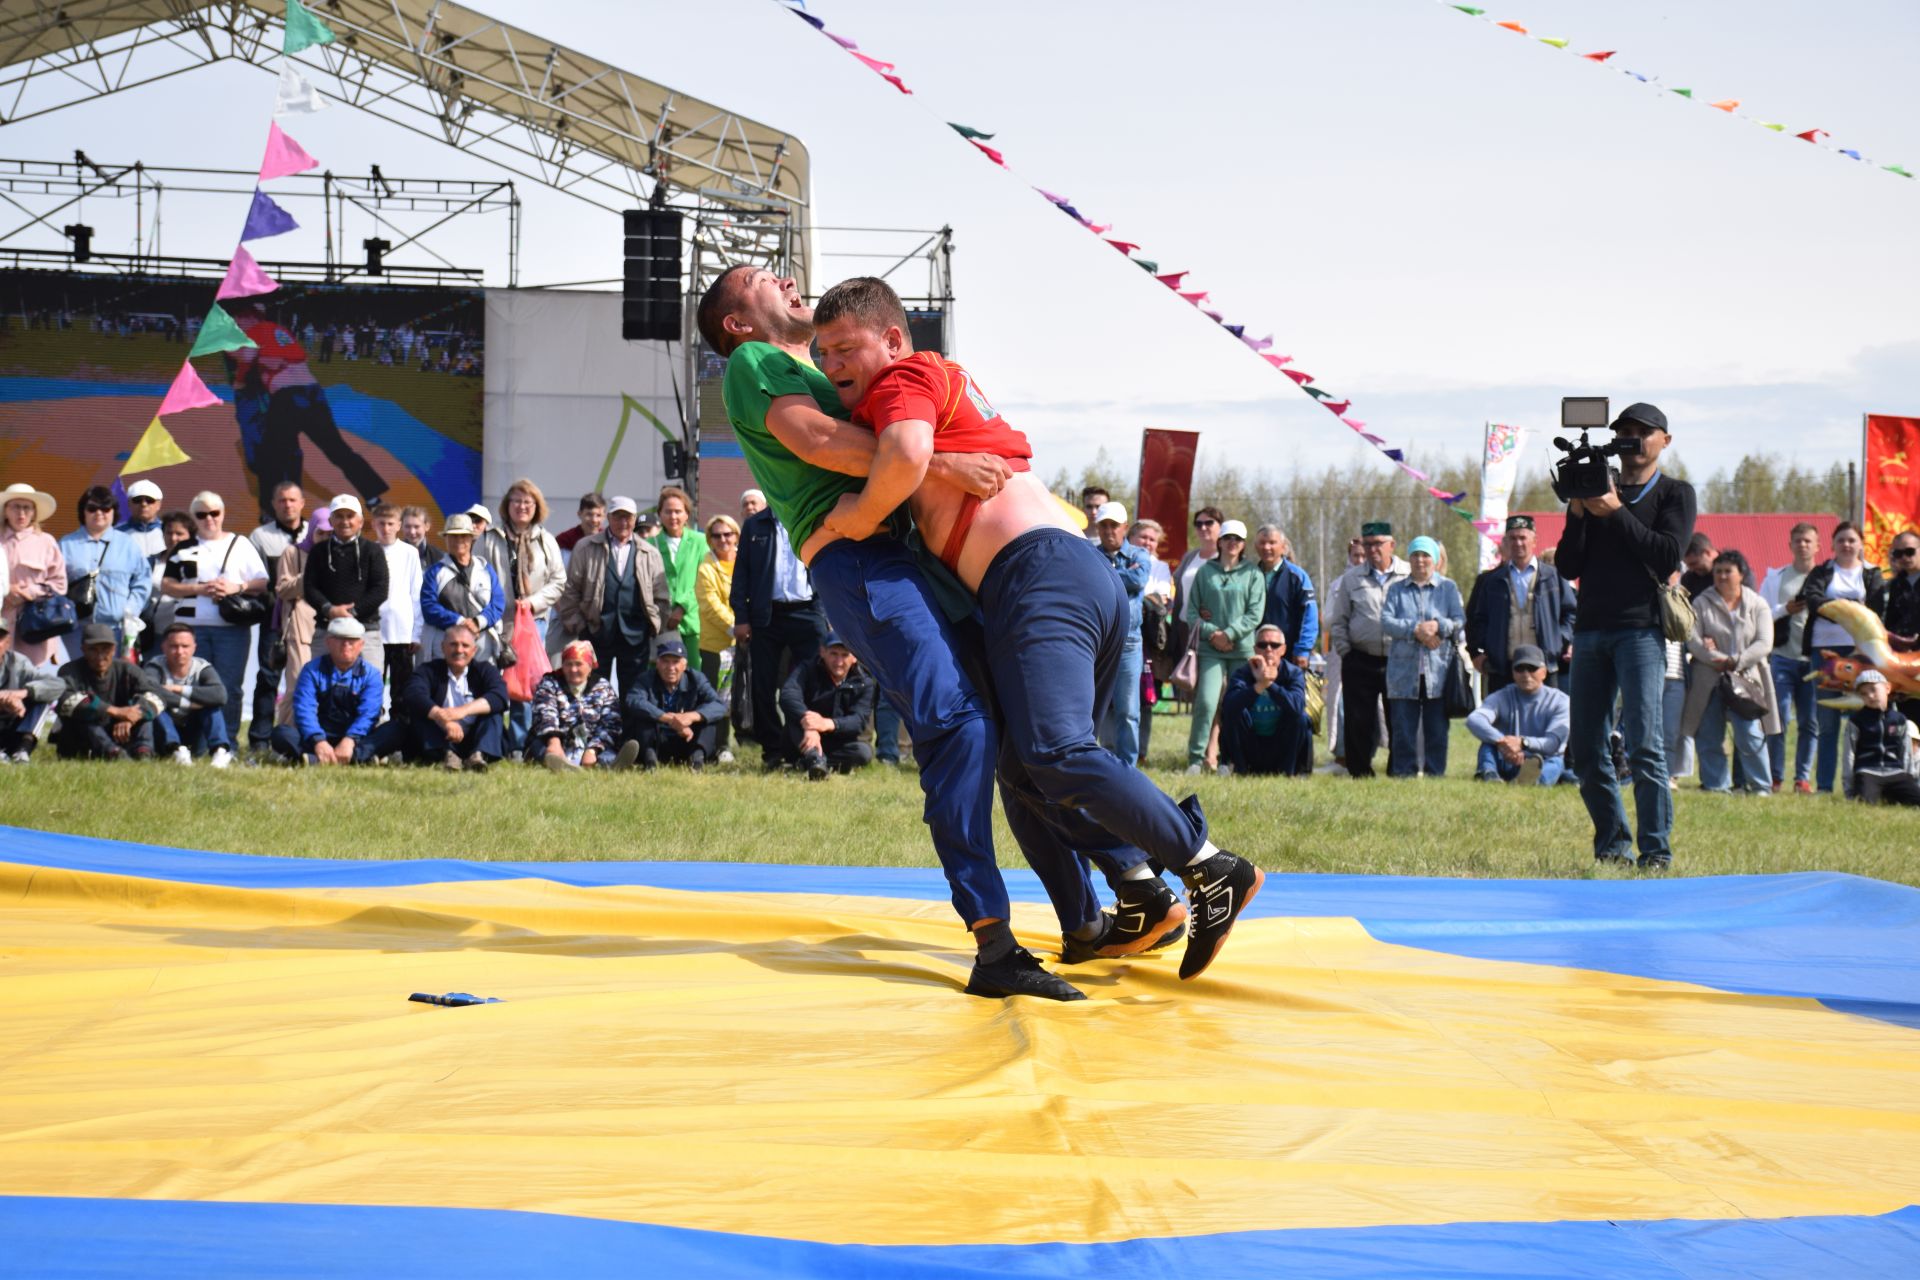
left=1864, top=414, right=1920, bottom=566
left=1137, top=428, right=1200, bottom=565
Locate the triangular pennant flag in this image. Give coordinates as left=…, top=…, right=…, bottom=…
left=274, top=65, right=327, bottom=116
left=1283, top=369, right=1313, bottom=384
left=1671, top=88, right=1693, bottom=98
left=1886, top=165, right=1916, bottom=178
left=1402, top=465, right=1431, bottom=482
left=121, top=417, right=193, bottom=475
left=1322, top=399, right=1352, bottom=416
left=1495, top=21, right=1528, bottom=34
left=1362, top=433, right=1386, bottom=445
left=1178, top=290, right=1209, bottom=305
left=216, top=245, right=280, bottom=300
left=1224, top=324, right=1245, bottom=338
left=1340, top=417, right=1367, bottom=431
left=156, top=360, right=223, bottom=417
left=241, top=188, right=300, bottom=241
left=791, top=11, right=826, bottom=30
left=852, top=52, right=911, bottom=93
left=1758, top=122, right=1786, bottom=132
left=1537, top=36, right=1569, bottom=49
left=284, top=0, right=336, bottom=55
left=1133, top=259, right=1159, bottom=272
left=826, top=31, right=858, bottom=50
left=1796, top=129, right=1829, bottom=142
left=1201, top=309, right=1224, bottom=323
left=1383, top=448, right=1405, bottom=462
left=259, top=122, right=319, bottom=182
left=970, top=140, right=1007, bottom=166
left=1155, top=271, right=1188, bottom=288
left=852, top=51, right=894, bottom=70
left=1259, top=351, right=1291, bottom=366
left=1303, top=386, right=1330, bottom=400
left=1581, top=51, right=1616, bottom=62
left=1036, top=187, right=1068, bottom=203
left=1244, top=335, right=1275, bottom=352
left=1840, top=149, right=1863, bottom=160
left=951, top=123, right=997, bottom=141
left=1057, top=203, right=1087, bottom=222
left=1428, top=487, right=1453, bottom=501
left=1627, top=71, right=1650, bottom=82
left=1451, top=6, right=1485, bottom=13
left=1105, top=239, right=1140, bottom=254
left=189, top=304, right=258, bottom=357
left=1710, top=99, right=1740, bottom=113
left=1087, top=223, right=1111, bottom=235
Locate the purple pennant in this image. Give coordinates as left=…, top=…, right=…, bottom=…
left=1384, top=448, right=1405, bottom=462
left=241, top=188, right=299, bottom=241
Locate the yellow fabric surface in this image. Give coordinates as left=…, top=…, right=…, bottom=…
left=3, top=860, right=1919, bottom=1246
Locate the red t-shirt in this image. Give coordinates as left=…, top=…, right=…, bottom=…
left=853, top=352, right=1032, bottom=472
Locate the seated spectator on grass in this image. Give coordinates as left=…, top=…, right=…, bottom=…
left=1218, top=624, right=1312, bottom=777
left=54, top=623, right=163, bottom=760
left=390, top=622, right=507, bottom=772
left=1382, top=535, right=1464, bottom=779
left=1468, top=644, right=1570, bottom=785
left=624, top=635, right=726, bottom=771
left=530, top=639, right=625, bottom=772
left=779, top=632, right=878, bottom=780
left=556, top=492, right=606, bottom=555
left=60, top=485, right=152, bottom=648
left=272, top=617, right=383, bottom=766
left=1845, top=670, right=1920, bottom=806
left=143, top=624, right=233, bottom=768
left=0, top=614, right=64, bottom=762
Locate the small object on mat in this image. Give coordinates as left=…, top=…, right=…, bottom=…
left=408, top=992, right=501, bottom=1007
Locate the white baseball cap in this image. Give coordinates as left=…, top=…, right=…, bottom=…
left=1094, top=500, right=1129, bottom=526
left=125, top=480, right=163, bottom=501
left=326, top=616, right=366, bottom=640
left=329, top=494, right=363, bottom=517
left=1218, top=519, right=1249, bottom=540
left=465, top=503, right=494, bottom=525
left=607, top=496, right=639, bottom=516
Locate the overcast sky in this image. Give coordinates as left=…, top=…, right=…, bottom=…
left=5, top=0, right=1915, bottom=490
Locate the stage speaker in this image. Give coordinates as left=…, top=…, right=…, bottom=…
left=623, top=210, right=683, bottom=342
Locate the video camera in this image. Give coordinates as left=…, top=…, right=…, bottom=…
left=1549, top=396, right=1642, bottom=502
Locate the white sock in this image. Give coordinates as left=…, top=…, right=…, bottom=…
left=1119, top=863, right=1157, bottom=882
left=1183, top=839, right=1221, bottom=869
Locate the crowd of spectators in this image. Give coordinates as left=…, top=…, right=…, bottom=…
left=2, top=467, right=1916, bottom=812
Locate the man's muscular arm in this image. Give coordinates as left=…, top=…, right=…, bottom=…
left=764, top=395, right=1010, bottom=498
left=822, top=421, right=933, bottom=542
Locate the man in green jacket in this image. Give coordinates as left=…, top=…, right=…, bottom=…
left=650, top=485, right=708, bottom=656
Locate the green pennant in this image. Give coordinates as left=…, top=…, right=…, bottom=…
left=1671, top=88, right=1693, bottom=98
left=948, top=123, right=996, bottom=141
left=189, top=304, right=257, bottom=357
left=1303, top=386, right=1331, bottom=400
left=1452, top=5, right=1486, bottom=13
left=285, top=0, right=336, bottom=54
left=1133, top=259, right=1159, bottom=273
left=1885, top=164, right=1915, bottom=178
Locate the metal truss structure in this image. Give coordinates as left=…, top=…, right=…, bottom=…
left=0, top=0, right=812, bottom=287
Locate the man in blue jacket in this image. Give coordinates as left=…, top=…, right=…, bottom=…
left=622, top=635, right=728, bottom=770
left=1219, top=625, right=1313, bottom=776
left=1256, top=524, right=1319, bottom=668
left=1466, top=515, right=1576, bottom=695
left=1092, top=501, right=1151, bottom=765
left=388, top=621, right=508, bottom=771
left=273, top=616, right=384, bottom=765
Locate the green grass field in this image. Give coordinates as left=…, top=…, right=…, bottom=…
left=3, top=718, right=1911, bottom=887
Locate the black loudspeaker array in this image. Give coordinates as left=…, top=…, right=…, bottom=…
left=622, top=209, right=684, bottom=342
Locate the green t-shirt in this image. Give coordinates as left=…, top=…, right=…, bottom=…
left=720, top=342, right=862, bottom=549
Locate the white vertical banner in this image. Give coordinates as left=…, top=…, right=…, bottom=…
left=1477, top=422, right=1529, bottom=570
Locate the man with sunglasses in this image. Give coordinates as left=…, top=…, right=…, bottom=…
left=1886, top=531, right=1920, bottom=720
left=1555, top=403, right=1698, bottom=872
left=115, top=480, right=167, bottom=558
left=1218, top=624, right=1312, bottom=777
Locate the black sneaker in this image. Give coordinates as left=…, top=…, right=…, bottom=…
left=1594, top=848, right=1635, bottom=867
left=1060, top=912, right=1188, bottom=965
left=1101, top=879, right=1189, bottom=958
left=688, top=750, right=706, bottom=773
left=641, top=747, right=660, bottom=772
left=803, top=750, right=829, bottom=781
left=1175, top=851, right=1265, bottom=980
left=964, top=946, right=1086, bottom=1001
left=1635, top=854, right=1672, bottom=873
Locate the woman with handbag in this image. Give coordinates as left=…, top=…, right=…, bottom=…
left=476, top=479, right=565, bottom=754
left=1798, top=522, right=1885, bottom=794
left=1683, top=550, right=1777, bottom=795
left=1, top=482, right=68, bottom=668
left=161, top=492, right=271, bottom=743
left=1381, top=536, right=1465, bottom=778
left=58, top=485, right=152, bottom=651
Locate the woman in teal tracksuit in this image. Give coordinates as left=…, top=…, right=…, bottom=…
left=1185, top=519, right=1264, bottom=771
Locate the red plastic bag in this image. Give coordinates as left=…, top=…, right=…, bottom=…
left=503, top=599, right=552, bottom=703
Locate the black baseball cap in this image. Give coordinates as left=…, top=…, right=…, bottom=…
left=1611, top=402, right=1669, bottom=434
left=1510, top=644, right=1547, bottom=671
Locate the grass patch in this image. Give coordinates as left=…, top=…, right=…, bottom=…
left=1, top=721, right=1911, bottom=886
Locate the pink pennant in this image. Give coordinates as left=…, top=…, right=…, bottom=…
left=216, top=245, right=280, bottom=300
left=1260, top=352, right=1293, bottom=367
left=1201, top=309, right=1224, bottom=323
left=1362, top=433, right=1386, bottom=445
left=1178, top=290, right=1209, bottom=305
left=971, top=140, right=1007, bottom=166
left=1340, top=417, right=1367, bottom=431
left=1036, top=188, right=1070, bottom=204
left=1155, top=271, right=1189, bottom=288
left=1284, top=369, right=1314, bottom=385
left=259, top=122, right=318, bottom=182
left=1087, top=223, right=1112, bottom=235
left=1401, top=465, right=1431, bottom=483
left=852, top=52, right=896, bottom=74
left=157, top=359, right=222, bottom=416
left=827, top=31, right=858, bottom=50
left=1322, top=399, right=1352, bottom=416
left=1241, top=334, right=1273, bottom=352
left=1105, top=239, right=1140, bottom=254
left=1428, top=487, right=1453, bottom=501
left=852, top=53, right=911, bottom=93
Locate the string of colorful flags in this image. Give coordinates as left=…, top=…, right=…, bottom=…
left=1438, top=3, right=1915, bottom=184
left=119, top=0, right=336, bottom=481
left=776, top=1, right=1499, bottom=540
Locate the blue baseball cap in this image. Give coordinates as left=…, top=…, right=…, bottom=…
left=654, top=635, right=686, bottom=658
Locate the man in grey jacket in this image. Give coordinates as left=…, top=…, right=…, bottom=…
left=555, top=496, right=672, bottom=696
left=143, top=623, right=234, bottom=767
left=1326, top=520, right=1409, bottom=778
left=0, top=614, right=64, bottom=762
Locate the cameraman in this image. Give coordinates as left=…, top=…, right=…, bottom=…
left=1556, top=403, right=1697, bottom=871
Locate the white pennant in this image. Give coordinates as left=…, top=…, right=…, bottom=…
left=274, top=65, right=328, bottom=116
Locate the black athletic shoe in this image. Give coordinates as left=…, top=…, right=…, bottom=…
left=803, top=750, right=829, bottom=781
left=1635, top=854, right=1672, bottom=873
left=1176, top=851, right=1265, bottom=980
left=1097, top=879, right=1189, bottom=959
left=1594, top=848, right=1635, bottom=868
left=964, top=946, right=1087, bottom=1001
left=1059, top=913, right=1188, bottom=965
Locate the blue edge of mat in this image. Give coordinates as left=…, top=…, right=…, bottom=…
left=6, top=824, right=1919, bottom=1278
